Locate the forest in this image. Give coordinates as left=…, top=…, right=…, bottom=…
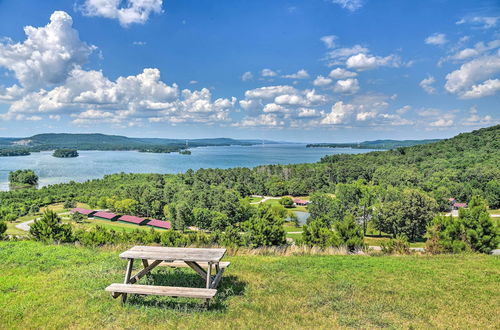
left=0, top=125, right=498, bottom=251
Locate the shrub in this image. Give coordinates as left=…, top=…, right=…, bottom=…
left=0, top=221, right=7, bottom=238
left=63, top=199, right=76, bottom=209
left=279, top=196, right=294, bottom=208
left=335, top=214, right=365, bottom=252
left=380, top=235, right=411, bottom=254
left=70, top=212, right=85, bottom=223
left=425, top=196, right=499, bottom=254
left=30, top=210, right=73, bottom=243
left=302, top=219, right=341, bottom=248
left=243, top=204, right=286, bottom=247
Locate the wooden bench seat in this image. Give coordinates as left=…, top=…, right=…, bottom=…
left=149, top=260, right=230, bottom=269
left=105, top=283, right=217, bottom=299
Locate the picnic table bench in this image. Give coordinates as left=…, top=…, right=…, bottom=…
left=105, top=246, right=229, bottom=305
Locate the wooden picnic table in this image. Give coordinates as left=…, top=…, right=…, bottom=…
left=105, top=246, right=229, bottom=305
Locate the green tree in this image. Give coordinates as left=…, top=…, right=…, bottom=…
left=279, top=196, right=294, bottom=208
left=335, top=214, right=365, bottom=252
left=70, top=212, right=85, bottom=223
left=0, top=221, right=7, bottom=238
left=373, top=189, right=438, bottom=241
left=63, top=199, right=76, bottom=209
left=8, top=169, right=38, bottom=186
left=302, top=219, right=341, bottom=248
left=425, top=196, right=499, bottom=254
left=243, top=204, right=286, bottom=247
left=30, top=210, right=73, bottom=243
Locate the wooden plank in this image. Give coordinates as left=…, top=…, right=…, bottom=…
left=206, top=262, right=212, bottom=289
left=185, top=261, right=207, bottom=279
left=128, top=260, right=162, bottom=285
left=150, top=260, right=230, bottom=269
left=120, top=246, right=226, bottom=262
left=105, top=283, right=217, bottom=299
left=122, top=258, right=134, bottom=303
left=211, top=268, right=225, bottom=289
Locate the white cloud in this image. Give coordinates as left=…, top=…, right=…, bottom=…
left=241, top=71, right=253, bottom=81
left=79, top=0, right=163, bottom=27
left=320, top=35, right=337, bottom=49
left=461, top=79, right=500, bottom=99
left=283, top=69, right=310, bottom=79
left=331, top=0, right=363, bottom=12
left=346, top=53, right=401, bottom=70
left=261, top=68, right=278, bottom=77
left=425, top=33, right=447, bottom=45
left=445, top=51, right=500, bottom=98
left=462, top=107, right=494, bottom=126
left=132, top=41, right=146, bottom=46
left=419, top=75, right=437, bottom=94
left=313, top=75, right=332, bottom=86
left=439, top=39, right=500, bottom=65
left=456, top=16, right=499, bottom=29
left=0, top=11, right=95, bottom=91
left=328, top=67, right=357, bottom=79
left=430, top=118, right=454, bottom=127
left=234, top=113, right=284, bottom=127
left=333, top=78, right=360, bottom=94
left=321, top=101, right=354, bottom=124
left=396, top=105, right=411, bottom=114
left=324, top=45, right=369, bottom=66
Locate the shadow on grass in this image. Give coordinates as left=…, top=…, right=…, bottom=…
left=125, top=268, right=246, bottom=312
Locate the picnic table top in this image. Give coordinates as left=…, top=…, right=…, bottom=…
left=119, top=246, right=227, bottom=263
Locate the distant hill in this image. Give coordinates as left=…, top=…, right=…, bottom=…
left=307, top=138, right=441, bottom=149
left=0, top=133, right=279, bottom=155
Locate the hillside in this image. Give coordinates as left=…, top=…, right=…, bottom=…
left=307, top=138, right=441, bottom=149
left=0, top=133, right=278, bottom=154
left=0, top=241, right=498, bottom=329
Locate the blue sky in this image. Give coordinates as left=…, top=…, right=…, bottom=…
left=0, top=0, right=498, bottom=142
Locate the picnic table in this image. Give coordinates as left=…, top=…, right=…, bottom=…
left=105, top=246, right=230, bottom=305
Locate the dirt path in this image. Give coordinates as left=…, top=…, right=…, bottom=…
left=15, top=219, right=37, bottom=231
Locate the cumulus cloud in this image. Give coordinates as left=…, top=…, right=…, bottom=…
left=241, top=71, right=253, bottom=81
left=321, top=101, right=354, bottom=124
left=425, top=33, right=447, bottom=45
left=0, top=11, right=236, bottom=126
left=333, top=78, right=360, bottom=94
left=328, top=67, right=357, bottom=79
left=331, top=0, right=363, bottom=12
left=79, top=0, right=163, bottom=27
left=234, top=113, right=284, bottom=128
left=419, top=75, right=437, bottom=94
left=462, top=107, right=494, bottom=126
left=445, top=51, right=500, bottom=98
left=283, top=69, right=309, bottom=79
left=320, top=35, right=337, bottom=49
left=261, top=68, right=278, bottom=77
left=0, top=11, right=95, bottom=91
left=439, top=39, right=500, bottom=65
left=313, top=75, right=332, bottom=86
left=346, top=53, right=401, bottom=71
left=456, top=16, right=499, bottom=29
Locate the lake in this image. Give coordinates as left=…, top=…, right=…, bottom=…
left=0, top=144, right=378, bottom=190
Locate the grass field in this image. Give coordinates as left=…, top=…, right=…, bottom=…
left=262, top=198, right=308, bottom=212
left=0, top=241, right=498, bottom=329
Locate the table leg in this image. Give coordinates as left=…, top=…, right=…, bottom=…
left=122, top=258, right=134, bottom=303
left=206, top=262, right=213, bottom=289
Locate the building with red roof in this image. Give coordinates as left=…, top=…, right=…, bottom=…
left=118, top=215, right=149, bottom=226
left=147, top=219, right=172, bottom=230
left=452, top=202, right=468, bottom=210
left=93, top=211, right=119, bottom=221
left=71, top=208, right=96, bottom=216
left=293, top=198, right=310, bottom=206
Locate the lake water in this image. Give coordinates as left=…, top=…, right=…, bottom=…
left=0, top=144, right=377, bottom=190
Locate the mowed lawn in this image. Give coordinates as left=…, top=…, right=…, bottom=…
left=0, top=241, right=499, bottom=329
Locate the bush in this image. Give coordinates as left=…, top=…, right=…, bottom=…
left=63, top=200, right=76, bottom=209
left=243, top=204, right=286, bottom=247
left=335, top=214, right=365, bottom=252
left=70, top=212, right=85, bottom=223
left=0, top=221, right=7, bottom=238
left=302, top=219, right=341, bottom=248
left=380, top=235, right=411, bottom=254
left=425, top=196, right=499, bottom=254
left=279, top=196, right=294, bottom=208
left=30, top=210, right=73, bottom=243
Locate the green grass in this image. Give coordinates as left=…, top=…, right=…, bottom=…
left=248, top=197, right=263, bottom=203
left=364, top=237, right=426, bottom=248
left=73, top=218, right=155, bottom=233
left=0, top=241, right=498, bottom=329
left=488, top=209, right=500, bottom=215
left=263, top=198, right=307, bottom=212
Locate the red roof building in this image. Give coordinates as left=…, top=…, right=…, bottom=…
left=71, top=208, right=96, bottom=216
left=147, top=219, right=172, bottom=229
left=453, top=203, right=468, bottom=209
left=118, top=215, right=149, bottom=225
left=293, top=198, right=309, bottom=206
left=93, top=211, right=119, bottom=220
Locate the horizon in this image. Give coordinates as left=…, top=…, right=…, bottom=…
left=0, top=1, right=499, bottom=142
